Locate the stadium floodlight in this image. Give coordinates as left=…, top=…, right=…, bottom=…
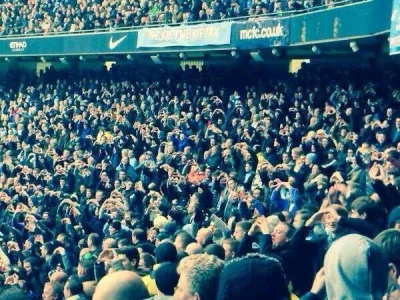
left=79, top=56, right=86, bottom=61
left=40, top=56, right=47, bottom=62
left=350, top=41, right=359, bottom=52
left=272, top=48, right=281, bottom=57
left=126, top=54, right=133, bottom=60
left=150, top=54, right=163, bottom=64
left=249, top=51, right=264, bottom=62
left=179, top=52, right=187, bottom=60
left=311, top=45, right=322, bottom=55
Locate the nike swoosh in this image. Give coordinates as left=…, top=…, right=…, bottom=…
left=109, top=35, right=128, bottom=50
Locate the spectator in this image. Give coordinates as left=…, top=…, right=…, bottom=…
left=151, top=262, right=179, bottom=300
left=63, top=275, right=87, bottom=300
left=174, top=254, right=224, bottom=300
left=0, top=62, right=397, bottom=299
left=217, top=253, right=291, bottom=300
left=222, top=238, right=240, bottom=261
left=42, top=282, right=63, bottom=300
left=233, top=221, right=251, bottom=243
left=204, top=244, right=225, bottom=260
left=0, top=285, right=27, bottom=300
left=185, top=243, right=203, bottom=255
left=0, top=0, right=366, bottom=36
left=174, top=231, right=196, bottom=253
left=388, top=206, right=400, bottom=230
left=93, top=270, right=149, bottom=300
left=270, top=179, right=302, bottom=216
left=374, top=229, right=400, bottom=299
left=142, top=241, right=178, bottom=296
left=323, top=234, right=387, bottom=299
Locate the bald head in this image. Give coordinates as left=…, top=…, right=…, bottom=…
left=102, top=238, right=117, bottom=250
left=50, top=270, right=68, bottom=285
left=196, top=228, right=213, bottom=246
left=185, top=243, right=203, bottom=255
left=93, top=271, right=149, bottom=300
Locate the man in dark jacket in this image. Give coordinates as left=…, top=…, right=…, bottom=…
left=239, top=217, right=314, bottom=296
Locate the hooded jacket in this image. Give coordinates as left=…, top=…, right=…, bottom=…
left=324, top=234, right=388, bottom=300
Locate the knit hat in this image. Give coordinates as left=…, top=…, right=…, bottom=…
left=155, top=241, right=177, bottom=263
left=216, top=254, right=290, bottom=300
left=154, top=262, right=179, bottom=296
left=388, top=206, right=400, bottom=228
left=305, top=153, right=317, bottom=164
left=110, top=220, right=121, bottom=231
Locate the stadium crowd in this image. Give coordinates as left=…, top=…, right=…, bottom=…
left=0, top=0, right=359, bottom=35
left=0, top=62, right=398, bottom=300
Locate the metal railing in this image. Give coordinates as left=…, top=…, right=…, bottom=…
left=0, top=0, right=368, bottom=38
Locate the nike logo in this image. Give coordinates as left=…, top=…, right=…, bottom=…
left=109, top=35, right=128, bottom=50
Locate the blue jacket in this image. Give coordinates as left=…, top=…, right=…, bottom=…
left=270, top=186, right=302, bottom=217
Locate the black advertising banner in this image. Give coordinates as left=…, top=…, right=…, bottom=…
left=0, top=31, right=137, bottom=56
left=231, top=18, right=290, bottom=49
left=290, top=0, right=391, bottom=45
left=230, top=0, right=390, bottom=49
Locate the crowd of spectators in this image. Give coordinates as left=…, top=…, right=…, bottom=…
left=0, top=0, right=361, bottom=36
left=0, top=61, right=398, bottom=300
